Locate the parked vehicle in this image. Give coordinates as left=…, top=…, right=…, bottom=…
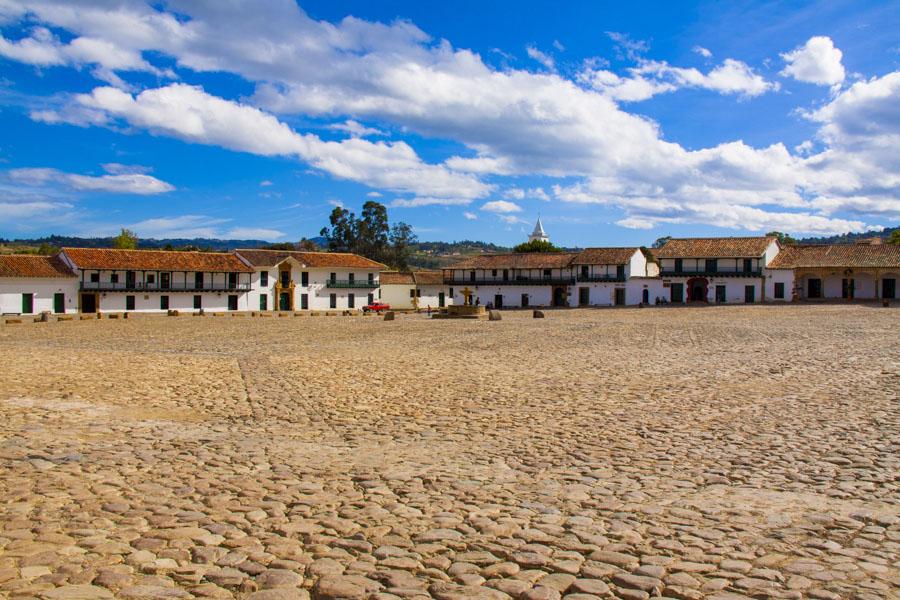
left=362, top=302, right=391, bottom=313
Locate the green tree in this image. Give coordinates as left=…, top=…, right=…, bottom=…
left=652, top=236, right=672, bottom=249
left=320, top=207, right=358, bottom=253
left=512, top=239, right=561, bottom=253
left=112, top=228, right=139, bottom=249
left=297, top=238, right=319, bottom=251
left=888, top=229, right=900, bottom=245
left=766, top=231, right=797, bottom=245
left=266, top=242, right=297, bottom=250
left=358, top=201, right=390, bottom=262
left=389, top=222, right=418, bottom=270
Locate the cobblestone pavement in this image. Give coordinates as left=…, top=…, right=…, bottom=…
left=0, top=305, right=897, bottom=600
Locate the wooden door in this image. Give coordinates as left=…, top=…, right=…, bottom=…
left=22, top=293, right=34, bottom=314
left=744, top=285, right=755, bottom=303
left=54, top=293, right=65, bottom=314
left=883, top=278, right=896, bottom=299
left=670, top=283, right=683, bottom=303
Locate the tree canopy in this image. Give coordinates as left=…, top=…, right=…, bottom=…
left=652, top=236, right=672, bottom=249
left=766, top=231, right=798, bottom=245
left=112, top=228, right=139, bottom=250
left=512, top=239, right=562, bottom=253
left=319, top=201, right=417, bottom=268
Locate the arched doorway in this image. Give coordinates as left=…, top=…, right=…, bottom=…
left=552, top=286, right=567, bottom=307
left=686, top=277, right=708, bottom=302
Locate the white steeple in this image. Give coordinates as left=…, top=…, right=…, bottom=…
left=528, top=216, right=549, bottom=243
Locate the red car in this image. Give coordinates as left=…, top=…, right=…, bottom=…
left=362, top=302, right=391, bottom=313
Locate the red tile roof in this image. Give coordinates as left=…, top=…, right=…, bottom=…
left=768, top=244, right=900, bottom=269
left=380, top=271, right=415, bottom=285
left=62, top=248, right=253, bottom=272
left=234, top=249, right=385, bottom=269
left=572, top=247, right=639, bottom=265
left=0, top=254, right=75, bottom=278
left=656, top=237, right=776, bottom=258
left=447, top=252, right=578, bottom=270
left=412, top=271, right=445, bottom=285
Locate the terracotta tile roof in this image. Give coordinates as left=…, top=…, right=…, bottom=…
left=447, top=252, right=578, bottom=270
left=234, top=249, right=385, bottom=269
left=572, top=247, right=639, bottom=265
left=62, top=248, right=253, bottom=272
left=0, top=254, right=75, bottom=278
left=656, top=237, right=776, bottom=258
left=380, top=271, right=415, bottom=285
left=412, top=271, right=445, bottom=285
left=768, top=244, right=900, bottom=269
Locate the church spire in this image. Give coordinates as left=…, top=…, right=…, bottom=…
left=528, top=216, right=549, bottom=243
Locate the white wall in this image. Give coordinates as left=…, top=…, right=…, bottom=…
left=764, top=269, right=794, bottom=302
left=95, top=291, right=251, bottom=313
left=0, top=278, right=78, bottom=314
left=663, top=276, right=764, bottom=303
left=380, top=283, right=414, bottom=309
left=628, top=250, right=647, bottom=278
left=250, top=265, right=380, bottom=311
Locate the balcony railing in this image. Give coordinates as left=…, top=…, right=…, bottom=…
left=444, top=277, right=577, bottom=286
left=659, top=270, right=762, bottom=278
left=576, top=275, right=625, bottom=283
left=325, top=279, right=379, bottom=288
left=80, top=281, right=251, bottom=292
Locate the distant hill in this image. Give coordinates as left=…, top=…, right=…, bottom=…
left=798, top=226, right=899, bottom=245
left=0, top=235, right=274, bottom=252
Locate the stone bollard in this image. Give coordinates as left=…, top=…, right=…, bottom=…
left=39, top=311, right=51, bottom=322
left=383, top=311, right=395, bottom=321
left=884, top=299, right=890, bottom=307
left=533, top=310, right=545, bottom=318
left=198, top=308, right=205, bottom=316
left=167, top=309, right=179, bottom=317
left=489, top=310, right=502, bottom=321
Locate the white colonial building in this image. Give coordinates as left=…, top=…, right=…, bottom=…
left=655, top=237, right=779, bottom=303
left=765, top=242, right=899, bottom=301
left=58, top=247, right=254, bottom=313
left=443, top=247, right=657, bottom=308
left=380, top=270, right=451, bottom=310
left=233, top=249, right=384, bottom=311
left=0, top=254, right=78, bottom=314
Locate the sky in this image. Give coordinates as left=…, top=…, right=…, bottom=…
left=0, top=1, right=898, bottom=247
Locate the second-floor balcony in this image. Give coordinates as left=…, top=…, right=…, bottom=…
left=325, top=279, right=379, bottom=288
left=576, top=274, right=625, bottom=283
left=659, top=270, right=762, bottom=278
left=80, top=281, right=251, bottom=292
left=444, top=276, right=577, bottom=286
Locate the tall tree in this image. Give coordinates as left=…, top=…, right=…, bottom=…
left=389, top=222, right=417, bottom=270
left=297, top=237, right=319, bottom=251
left=512, top=239, right=561, bottom=253
left=320, top=207, right=358, bottom=253
left=358, top=201, right=390, bottom=262
left=766, top=231, right=797, bottom=245
left=652, top=236, right=672, bottom=249
left=113, top=228, right=139, bottom=250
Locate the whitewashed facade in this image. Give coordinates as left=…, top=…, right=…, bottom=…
left=380, top=271, right=451, bottom=310
left=0, top=255, right=78, bottom=314
left=234, top=249, right=383, bottom=311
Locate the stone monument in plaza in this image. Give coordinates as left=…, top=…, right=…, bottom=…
left=432, top=286, right=488, bottom=319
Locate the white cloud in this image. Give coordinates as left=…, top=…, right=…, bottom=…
left=582, top=58, right=778, bottom=101
left=606, top=32, right=649, bottom=61
left=10, top=3, right=895, bottom=233
left=39, top=83, right=489, bottom=202
left=390, top=196, right=472, bottom=207
left=781, top=36, right=845, bottom=86
left=552, top=40, right=565, bottom=52
left=101, top=163, right=153, bottom=175
left=328, top=119, right=385, bottom=138
left=481, top=199, right=522, bottom=213
left=128, top=215, right=227, bottom=239
left=463, top=211, right=477, bottom=220
left=8, top=167, right=174, bottom=194
left=225, top=227, right=284, bottom=240
left=366, top=191, right=383, bottom=197
left=328, top=199, right=344, bottom=208
left=693, top=46, right=712, bottom=58
left=526, top=46, right=554, bottom=70
left=259, top=179, right=273, bottom=186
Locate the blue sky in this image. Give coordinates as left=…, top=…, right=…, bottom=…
left=1, top=1, right=898, bottom=247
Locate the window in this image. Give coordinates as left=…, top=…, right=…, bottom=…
left=195, top=272, right=203, bottom=289
left=280, top=269, right=290, bottom=287
left=329, top=293, right=337, bottom=309
left=260, top=295, right=267, bottom=310
left=705, top=259, right=717, bottom=273
left=160, top=272, right=170, bottom=289
left=416, top=289, right=422, bottom=297
left=146, top=273, right=156, bottom=284
left=228, top=273, right=237, bottom=288
left=368, top=273, right=374, bottom=284
left=492, top=269, right=497, bottom=277
left=193, top=295, right=202, bottom=309
left=449, top=288, right=454, bottom=298
left=616, top=265, right=625, bottom=279
left=774, top=282, right=785, bottom=299
left=329, top=272, right=336, bottom=283
left=502, top=269, right=509, bottom=281
left=260, top=271, right=268, bottom=287
left=160, top=295, right=169, bottom=310
left=743, top=258, right=753, bottom=273
left=126, top=271, right=135, bottom=288
left=348, top=293, right=355, bottom=308
left=110, top=273, right=119, bottom=283
left=581, top=265, right=589, bottom=278
left=90, top=272, right=100, bottom=283
left=543, top=269, right=551, bottom=278
left=410, top=289, right=416, bottom=298
left=348, top=273, right=355, bottom=284
left=227, top=295, right=238, bottom=311
left=301, top=271, right=309, bottom=286
left=126, top=295, right=135, bottom=311
left=674, top=259, right=683, bottom=273
left=469, top=271, right=476, bottom=282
